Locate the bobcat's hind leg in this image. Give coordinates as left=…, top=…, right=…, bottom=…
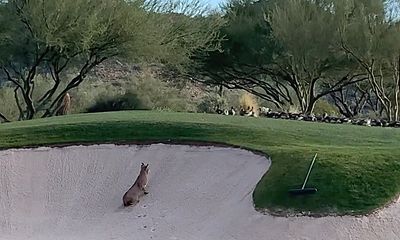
left=124, top=199, right=133, bottom=207
left=141, top=186, right=149, bottom=195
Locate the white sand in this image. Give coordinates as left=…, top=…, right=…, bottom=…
left=0, top=144, right=399, bottom=240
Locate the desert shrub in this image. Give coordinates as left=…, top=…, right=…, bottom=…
left=197, top=92, right=227, bottom=113
left=197, top=89, right=265, bottom=114
left=87, top=91, right=144, bottom=113
left=86, top=70, right=197, bottom=113
left=131, top=71, right=195, bottom=112
left=239, top=92, right=259, bottom=114
left=223, top=89, right=243, bottom=109
left=70, top=81, right=124, bottom=113
left=0, top=86, right=19, bottom=120
left=285, top=105, right=301, bottom=113
left=313, top=99, right=340, bottom=116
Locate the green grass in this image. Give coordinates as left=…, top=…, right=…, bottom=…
left=1, top=110, right=400, bottom=216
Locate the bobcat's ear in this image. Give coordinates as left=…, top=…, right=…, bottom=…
left=141, top=162, right=144, bottom=166
left=146, top=164, right=149, bottom=168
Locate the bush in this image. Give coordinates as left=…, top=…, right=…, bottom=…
left=86, top=69, right=198, bottom=113
left=131, top=71, right=194, bottom=112
left=313, top=99, right=340, bottom=116
left=239, top=92, right=259, bottom=112
left=86, top=92, right=144, bottom=113
left=196, top=88, right=260, bottom=113
left=0, top=86, right=19, bottom=121
left=197, top=92, right=227, bottom=113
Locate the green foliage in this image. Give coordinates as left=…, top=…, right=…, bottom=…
left=192, top=0, right=300, bottom=111
left=337, top=0, right=387, bottom=60
left=0, top=0, right=224, bottom=120
left=336, top=0, right=400, bottom=120
left=195, top=0, right=370, bottom=114
left=144, top=0, right=225, bottom=68
left=220, top=0, right=280, bottom=65
left=197, top=0, right=279, bottom=73
left=0, top=0, right=140, bottom=64
left=269, top=0, right=338, bottom=69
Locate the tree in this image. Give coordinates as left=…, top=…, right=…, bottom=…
left=193, top=0, right=292, bottom=110
left=194, top=0, right=368, bottom=114
left=338, top=0, right=400, bottom=120
left=266, top=0, right=370, bottom=113
left=328, top=82, right=373, bottom=117
left=0, top=0, right=224, bottom=120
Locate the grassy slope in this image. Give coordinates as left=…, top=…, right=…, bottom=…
left=1, top=111, right=400, bottom=215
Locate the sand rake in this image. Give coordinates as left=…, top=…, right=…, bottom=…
left=289, top=153, right=318, bottom=195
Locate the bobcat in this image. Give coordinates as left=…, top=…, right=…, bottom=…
left=122, top=163, right=149, bottom=207
left=56, top=92, right=71, bottom=116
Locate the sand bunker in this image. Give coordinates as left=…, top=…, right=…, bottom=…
left=0, top=144, right=399, bottom=240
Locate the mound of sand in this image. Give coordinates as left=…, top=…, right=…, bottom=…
left=0, top=144, right=399, bottom=240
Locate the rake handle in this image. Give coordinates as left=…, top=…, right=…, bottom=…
left=301, top=153, right=318, bottom=190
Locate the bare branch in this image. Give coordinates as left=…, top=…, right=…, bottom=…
left=42, top=55, right=109, bottom=117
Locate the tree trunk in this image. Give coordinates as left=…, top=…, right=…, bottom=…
left=394, top=55, right=400, bottom=121
left=0, top=112, right=10, bottom=123
left=23, top=79, right=36, bottom=120
left=368, top=68, right=393, bottom=120
left=304, top=97, right=317, bottom=115
left=387, top=107, right=393, bottom=122
left=302, top=80, right=318, bottom=115
left=292, top=85, right=307, bottom=113
left=331, top=94, right=353, bottom=118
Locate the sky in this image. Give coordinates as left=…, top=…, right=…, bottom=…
left=203, top=0, right=226, bottom=10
